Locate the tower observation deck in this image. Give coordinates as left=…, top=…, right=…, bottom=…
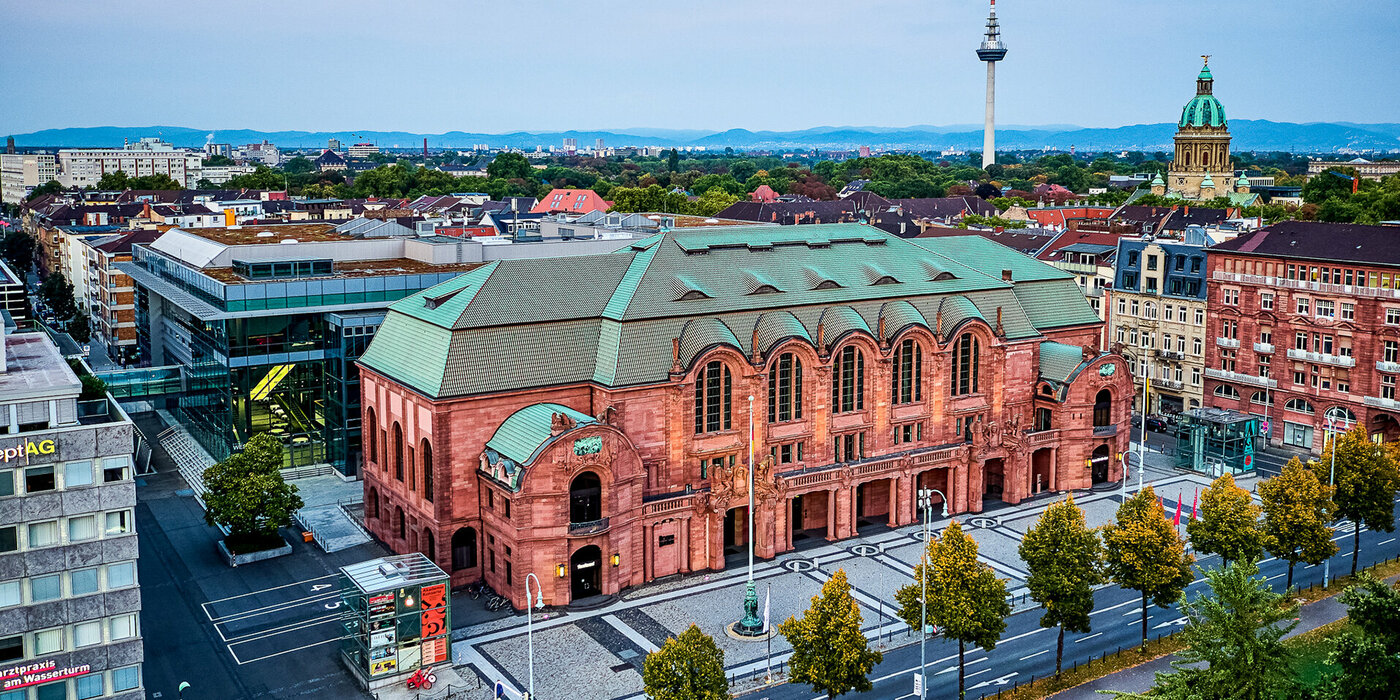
left=977, top=0, right=1006, bottom=169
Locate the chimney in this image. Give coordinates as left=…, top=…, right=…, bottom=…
left=1001, top=269, right=1013, bottom=282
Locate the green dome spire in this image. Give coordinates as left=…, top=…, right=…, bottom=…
left=1179, top=58, right=1226, bottom=128
left=1201, top=173, right=1216, bottom=188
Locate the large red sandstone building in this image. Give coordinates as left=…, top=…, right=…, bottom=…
left=357, top=224, right=1132, bottom=607
left=1204, top=221, right=1400, bottom=450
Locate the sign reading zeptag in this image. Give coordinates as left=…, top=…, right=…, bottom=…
left=1, top=660, right=91, bottom=690
left=1, top=439, right=54, bottom=463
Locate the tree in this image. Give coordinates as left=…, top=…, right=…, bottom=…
left=1185, top=473, right=1265, bottom=566
left=202, top=432, right=303, bottom=552
left=729, top=159, right=758, bottom=182
left=1139, top=560, right=1298, bottom=700
left=974, top=182, right=1001, bottom=199
left=1, top=230, right=36, bottom=276
left=38, top=274, right=76, bottom=321
left=202, top=154, right=235, bottom=167
left=667, top=149, right=680, bottom=173
left=282, top=156, right=314, bottom=174
left=487, top=152, right=534, bottom=180
left=1317, top=574, right=1400, bottom=699
left=1101, top=486, right=1195, bottom=649
left=96, top=170, right=130, bottom=191
left=26, top=180, right=63, bottom=200
left=897, top=522, right=1009, bottom=699
left=1019, top=495, right=1104, bottom=676
left=1316, top=425, right=1400, bottom=575
left=692, top=187, right=740, bottom=217
left=1259, top=457, right=1336, bottom=589
left=779, top=568, right=882, bottom=698
left=1302, top=167, right=1359, bottom=204
left=642, top=624, right=729, bottom=700
left=67, top=313, right=90, bottom=344
left=127, top=174, right=181, bottom=190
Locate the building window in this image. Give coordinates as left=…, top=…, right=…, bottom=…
left=694, top=361, right=733, bottom=433
left=420, top=440, right=433, bottom=503
left=767, top=353, right=803, bottom=422
left=833, top=432, right=866, bottom=462
left=1194, top=308, right=1204, bottom=326
left=892, top=339, right=922, bottom=405
left=1340, top=302, right=1354, bottom=321
left=1385, top=376, right=1397, bottom=401
left=34, top=628, right=63, bottom=655
left=770, top=441, right=805, bottom=464
left=1146, top=255, right=1158, bottom=271
left=0, top=527, right=14, bottom=554
left=1191, top=367, right=1201, bottom=385
left=569, top=471, right=602, bottom=523
left=1296, top=298, right=1310, bottom=315
left=68, top=515, right=97, bottom=542
left=1285, top=398, right=1314, bottom=414
left=74, top=674, right=104, bottom=700
left=393, top=422, right=404, bottom=481
left=104, top=511, right=131, bottom=536
left=30, top=574, right=61, bottom=603
left=1130, top=300, right=1139, bottom=316
left=1387, top=308, right=1400, bottom=325
left=108, top=562, right=135, bottom=588
left=1213, top=384, right=1240, bottom=399
left=831, top=346, right=865, bottom=413
left=101, top=457, right=130, bottom=483
left=1261, top=293, right=1274, bottom=310
left=64, top=461, right=93, bottom=488
left=1316, top=300, right=1335, bottom=318
left=73, top=621, right=103, bottom=649
left=1117, top=298, right=1126, bottom=315
left=893, top=422, right=924, bottom=445
left=1222, top=289, right=1239, bottom=306
left=366, top=408, right=378, bottom=468
left=0, top=636, right=19, bottom=664
left=1220, top=350, right=1237, bottom=372
left=27, top=521, right=58, bottom=548
left=112, top=667, right=140, bottom=692
left=109, top=614, right=138, bottom=641
left=952, top=334, right=980, bottom=396
left=70, top=568, right=98, bottom=596
left=24, top=466, right=55, bottom=494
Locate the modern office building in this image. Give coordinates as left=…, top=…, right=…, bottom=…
left=0, top=260, right=26, bottom=322
left=1, top=153, right=57, bottom=205
left=0, top=327, right=143, bottom=700
left=357, top=224, right=1133, bottom=608
left=1204, top=221, right=1400, bottom=451
left=1109, top=234, right=1211, bottom=415
left=119, top=223, right=486, bottom=476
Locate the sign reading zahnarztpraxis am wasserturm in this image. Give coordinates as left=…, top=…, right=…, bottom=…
left=0, top=438, right=55, bottom=464
left=1, top=660, right=92, bottom=691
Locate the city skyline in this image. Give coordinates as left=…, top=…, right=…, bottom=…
left=2, top=0, right=1397, bottom=135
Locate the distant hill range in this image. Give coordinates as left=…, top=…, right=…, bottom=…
left=8, top=121, right=1400, bottom=153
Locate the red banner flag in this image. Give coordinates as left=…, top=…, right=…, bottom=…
left=1174, top=491, right=1183, bottom=527
left=1191, top=488, right=1199, bottom=521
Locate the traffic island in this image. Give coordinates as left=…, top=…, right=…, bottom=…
left=215, top=532, right=293, bottom=567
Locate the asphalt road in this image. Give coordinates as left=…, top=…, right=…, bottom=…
left=764, top=499, right=1400, bottom=700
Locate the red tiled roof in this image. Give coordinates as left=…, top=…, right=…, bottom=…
left=530, top=189, right=612, bottom=214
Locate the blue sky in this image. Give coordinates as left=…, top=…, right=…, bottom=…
left=3, top=0, right=1396, bottom=134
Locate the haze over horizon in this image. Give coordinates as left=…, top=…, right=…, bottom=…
left=2, top=0, right=1397, bottom=135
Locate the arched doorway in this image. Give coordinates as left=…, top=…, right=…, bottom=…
left=724, top=506, right=749, bottom=557
left=570, top=545, right=603, bottom=601
left=1372, top=413, right=1400, bottom=444
left=983, top=459, right=1005, bottom=500
left=422, top=528, right=435, bottom=562
left=451, top=527, right=477, bottom=571
left=1091, top=445, right=1111, bottom=484
left=569, top=472, right=602, bottom=525
left=789, top=493, right=828, bottom=547
left=855, top=479, right=892, bottom=531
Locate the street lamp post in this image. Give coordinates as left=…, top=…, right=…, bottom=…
left=524, top=573, right=545, bottom=699
left=736, top=395, right=764, bottom=635
left=1321, top=409, right=1351, bottom=589
left=916, top=487, right=950, bottom=700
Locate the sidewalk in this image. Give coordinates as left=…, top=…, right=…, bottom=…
left=1052, top=574, right=1400, bottom=699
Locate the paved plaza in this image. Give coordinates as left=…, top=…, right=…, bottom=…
left=452, top=448, right=1228, bottom=700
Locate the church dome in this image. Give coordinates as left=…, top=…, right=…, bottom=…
left=1179, top=61, right=1226, bottom=128
left=1180, top=94, right=1226, bottom=128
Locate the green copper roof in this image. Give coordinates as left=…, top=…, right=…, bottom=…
left=486, top=403, right=596, bottom=465
left=1201, top=173, right=1216, bottom=187
left=1039, top=341, right=1087, bottom=384
left=1236, top=174, right=1250, bottom=186
left=1151, top=173, right=1165, bottom=186
left=1180, top=94, right=1226, bottom=128
left=935, top=296, right=985, bottom=340
left=359, top=224, right=1106, bottom=399
left=1198, top=64, right=1213, bottom=80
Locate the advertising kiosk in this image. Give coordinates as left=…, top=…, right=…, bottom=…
left=340, top=553, right=452, bottom=691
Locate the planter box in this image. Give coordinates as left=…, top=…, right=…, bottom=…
left=216, top=536, right=293, bottom=567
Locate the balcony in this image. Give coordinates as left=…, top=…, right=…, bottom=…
left=1157, top=349, right=1185, bottom=361
left=1377, top=361, right=1400, bottom=374
left=1286, top=348, right=1356, bottom=368
left=1213, top=270, right=1400, bottom=301
left=1216, top=337, right=1240, bottom=349
left=1024, top=428, right=1060, bottom=446
left=1205, top=367, right=1278, bottom=389
left=568, top=517, right=610, bottom=536
left=1254, top=342, right=1274, bottom=354
left=1092, top=424, right=1118, bottom=437
left=1364, top=396, right=1400, bottom=411
left=1156, top=379, right=1185, bottom=391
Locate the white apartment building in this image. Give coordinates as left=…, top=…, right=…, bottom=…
left=347, top=143, right=379, bottom=158
left=1, top=153, right=58, bottom=204
left=57, top=139, right=201, bottom=189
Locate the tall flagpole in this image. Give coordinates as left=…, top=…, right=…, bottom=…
left=736, top=394, right=763, bottom=635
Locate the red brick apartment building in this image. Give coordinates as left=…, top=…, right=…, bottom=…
left=1204, top=221, right=1400, bottom=451
left=356, top=224, right=1133, bottom=608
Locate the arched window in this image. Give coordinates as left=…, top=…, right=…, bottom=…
left=1143, top=302, right=1156, bottom=319
left=952, top=334, right=980, bottom=396
left=1093, top=390, right=1112, bottom=427
left=1285, top=398, right=1315, bottom=414
left=831, top=346, right=865, bottom=413
left=368, top=487, right=379, bottom=519
left=892, top=339, right=922, bottom=404
left=569, top=471, right=602, bottom=524
left=422, top=528, right=435, bottom=561
left=768, top=353, right=803, bottom=423
left=1324, top=406, right=1358, bottom=424
left=393, top=423, right=404, bottom=482
left=451, top=527, right=478, bottom=570
left=1214, top=384, right=1241, bottom=399
left=1250, top=391, right=1272, bottom=406
left=421, top=439, right=434, bottom=503
left=396, top=506, right=406, bottom=539
left=366, top=408, right=378, bottom=469
left=694, top=361, right=732, bottom=434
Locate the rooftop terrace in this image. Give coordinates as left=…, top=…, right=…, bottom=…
left=201, top=258, right=486, bottom=284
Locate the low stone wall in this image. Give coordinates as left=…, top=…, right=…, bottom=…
left=216, top=537, right=293, bottom=567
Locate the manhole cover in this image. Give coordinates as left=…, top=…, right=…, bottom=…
left=782, top=558, right=817, bottom=572
left=968, top=516, right=998, bottom=529
left=849, top=544, right=881, bottom=557
left=618, top=649, right=638, bottom=659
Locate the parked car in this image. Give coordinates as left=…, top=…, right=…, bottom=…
left=1145, top=416, right=1169, bottom=433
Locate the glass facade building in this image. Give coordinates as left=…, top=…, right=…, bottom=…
left=123, top=236, right=479, bottom=476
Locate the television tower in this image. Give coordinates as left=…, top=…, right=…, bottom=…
left=976, top=0, right=1007, bottom=168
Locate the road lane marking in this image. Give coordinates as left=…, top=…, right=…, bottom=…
left=202, top=573, right=337, bottom=607
left=1382, top=538, right=1396, bottom=546
left=603, top=614, right=659, bottom=653
left=1090, top=599, right=1140, bottom=616
left=965, top=668, right=993, bottom=679
left=936, top=656, right=986, bottom=675
left=1019, top=650, right=1050, bottom=661
left=229, top=635, right=341, bottom=665
left=1074, top=632, right=1104, bottom=643
left=205, top=591, right=341, bottom=623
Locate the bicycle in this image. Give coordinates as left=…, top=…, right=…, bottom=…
left=406, top=666, right=437, bottom=690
